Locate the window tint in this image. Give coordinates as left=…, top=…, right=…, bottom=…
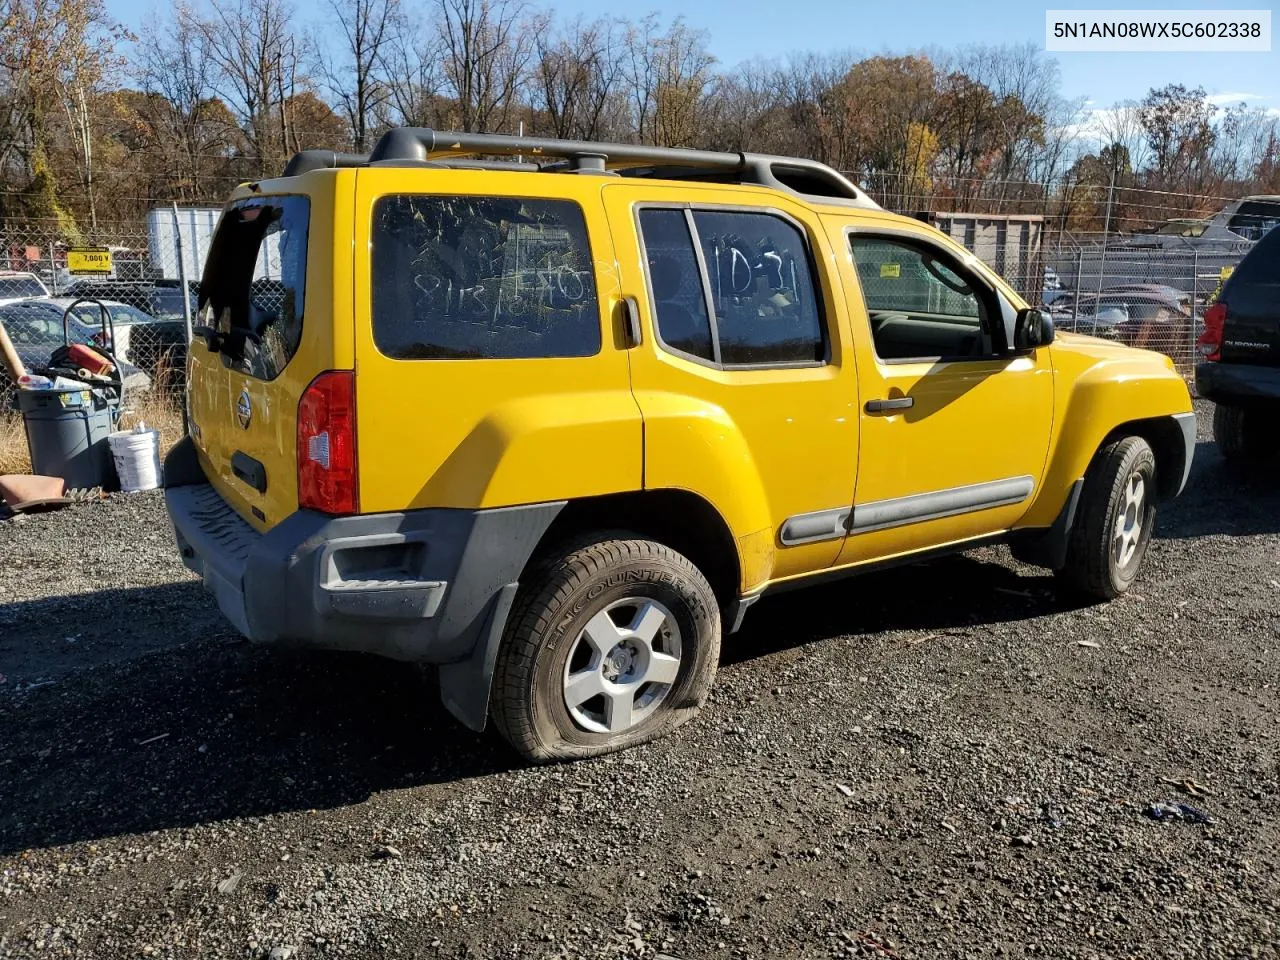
left=849, top=236, right=994, bottom=361
left=691, top=210, right=824, bottom=364
left=372, top=196, right=600, bottom=360
left=638, top=209, right=714, bottom=361
left=639, top=208, right=824, bottom=366
left=198, top=196, right=309, bottom=380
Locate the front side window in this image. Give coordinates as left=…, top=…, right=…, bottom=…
left=372, top=196, right=600, bottom=360
left=849, top=236, right=997, bottom=361
left=198, top=195, right=310, bottom=380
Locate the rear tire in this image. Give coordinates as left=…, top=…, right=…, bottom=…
left=1060, top=436, right=1157, bottom=601
left=491, top=536, right=721, bottom=763
left=1214, top=402, right=1277, bottom=464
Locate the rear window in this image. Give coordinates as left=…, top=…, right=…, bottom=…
left=371, top=196, right=600, bottom=360
left=0, top=275, right=46, bottom=299
left=198, top=196, right=309, bottom=380
left=1227, top=200, right=1280, bottom=241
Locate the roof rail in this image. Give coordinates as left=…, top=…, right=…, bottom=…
left=282, top=149, right=369, bottom=177
left=281, top=128, right=879, bottom=207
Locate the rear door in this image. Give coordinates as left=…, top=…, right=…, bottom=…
left=1221, top=228, right=1280, bottom=366
left=188, top=174, right=350, bottom=530
left=602, top=181, right=860, bottom=582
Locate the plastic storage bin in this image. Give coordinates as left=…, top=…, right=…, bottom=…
left=15, top=387, right=116, bottom=490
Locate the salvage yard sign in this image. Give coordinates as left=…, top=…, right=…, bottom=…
left=67, top=247, right=113, bottom=275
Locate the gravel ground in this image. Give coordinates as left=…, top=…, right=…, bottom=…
left=1, top=401, right=1278, bottom=959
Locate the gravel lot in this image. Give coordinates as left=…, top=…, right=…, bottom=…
left=2, top=401, right=1278, bottom=959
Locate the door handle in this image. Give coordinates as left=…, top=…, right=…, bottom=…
left=865, top=397, right=914, bottom=413
left=621, top=296, right=642, bottom=347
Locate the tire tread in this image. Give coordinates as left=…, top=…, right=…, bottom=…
left=491, top=536, right=719, bottom=762
left=1062, top=436, right=1155, bottom=600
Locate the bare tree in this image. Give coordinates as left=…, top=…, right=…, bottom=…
left=435, top=0, right=537, bottom=133
left=622, top=14, right=714, bottom=146
left=137, top=9, right=235, bottom=202
left=315, top=0, right=398, bottom=149
left=532, top=16, right=626, bottom=141
left=184, top=0, right=303, bottom=176
left=378, top=9, right=445, bottom=128
left=703, top=59, right=787, bottom=153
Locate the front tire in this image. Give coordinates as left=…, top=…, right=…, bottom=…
left=1060, top=436, right=1158, bottom=600
left=491, top=537, right=721, bottom=762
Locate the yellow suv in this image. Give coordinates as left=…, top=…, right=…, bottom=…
left=165, top=129, right=1196, bottom=761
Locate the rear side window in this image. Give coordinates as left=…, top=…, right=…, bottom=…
left=371, top=196, right=600, bottom=360
left=639, top=207, right=825, bottom=366
left=637, top=209, right=715, bottom=361
left=198, top=196, right=309, bottom=380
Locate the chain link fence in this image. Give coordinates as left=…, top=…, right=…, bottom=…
left=2, top=220, right=194, bottom=410
left=1040, top=232, right=1252, bottom=370
left=0, top=201, right=1262, bottom=425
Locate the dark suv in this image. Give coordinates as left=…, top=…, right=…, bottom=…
left=1197, top=228, right=1280, bottom=462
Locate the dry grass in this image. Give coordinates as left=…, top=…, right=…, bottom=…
left=0, top=408, right=30, bottom=475
left=117, top=390, right=185, bottom=458
left=0, top=388, right=185, bottom=480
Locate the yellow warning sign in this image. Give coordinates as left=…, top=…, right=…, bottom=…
left=67, top=248, right=113, bottom=275
left=880, top=262, right=901, bottom=279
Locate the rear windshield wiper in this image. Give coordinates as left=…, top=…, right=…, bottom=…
left=193, top=322, right=262, bottom=358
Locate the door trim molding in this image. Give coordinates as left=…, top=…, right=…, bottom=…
left=779, top=506, right=853, bottom=546
left=850, top=475, right=1035, bottom=534
left=779, top=475, right=1036, bottom=546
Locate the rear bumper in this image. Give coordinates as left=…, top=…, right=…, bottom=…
left=163, top=437, right=563, bottom=666
left=1196, top=362, right=1280, bottom=403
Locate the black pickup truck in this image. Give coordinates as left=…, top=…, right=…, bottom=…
left=1197, top=227, right=1280, bottom=462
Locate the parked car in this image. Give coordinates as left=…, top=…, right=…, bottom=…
left=0, top=270, right=50, bottom=306
left=1053, top=286, right=1195, bottom=350
left=41, top=296, right=186, bottom=372
left=164, top=129, right=1196, bottom=762
left=64, top=279, right=196, bottom=323
left=0, top=300, right=151, bottom=394
left=1196, top=223, right=1280, bottom=462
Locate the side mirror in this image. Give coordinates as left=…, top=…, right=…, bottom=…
left=1014, top=306, right=1055, bottom=350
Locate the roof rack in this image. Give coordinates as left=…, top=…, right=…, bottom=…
left=281, top=128, right=879, bottom=208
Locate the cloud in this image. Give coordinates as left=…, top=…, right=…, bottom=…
left=1059, top=106, right=1129, bottom=144
left=1206, top=91, right=1264, bottom=106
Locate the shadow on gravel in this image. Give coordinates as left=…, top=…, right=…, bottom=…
left=3, top=436, right=1271, bottom=856
left=0, top=583, right=511, bottom=855
left=727, top=553, right=1081, bottom=664
left=1157, top=440, right=1280, bottom=540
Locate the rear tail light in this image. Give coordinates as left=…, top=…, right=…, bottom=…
left=1197, top=302, right=1226, bottom=361
left=297, top=370, right=358, bottom=514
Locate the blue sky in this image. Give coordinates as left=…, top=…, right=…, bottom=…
left=106, top=0, right=1278, bottom=113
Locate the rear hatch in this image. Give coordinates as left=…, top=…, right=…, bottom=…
left=1220, top=227, right=1280, bottom=366
left=187, top=175, right=350, bottom=530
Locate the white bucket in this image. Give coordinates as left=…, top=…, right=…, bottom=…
left=108, top=426, right=163, bottom=492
